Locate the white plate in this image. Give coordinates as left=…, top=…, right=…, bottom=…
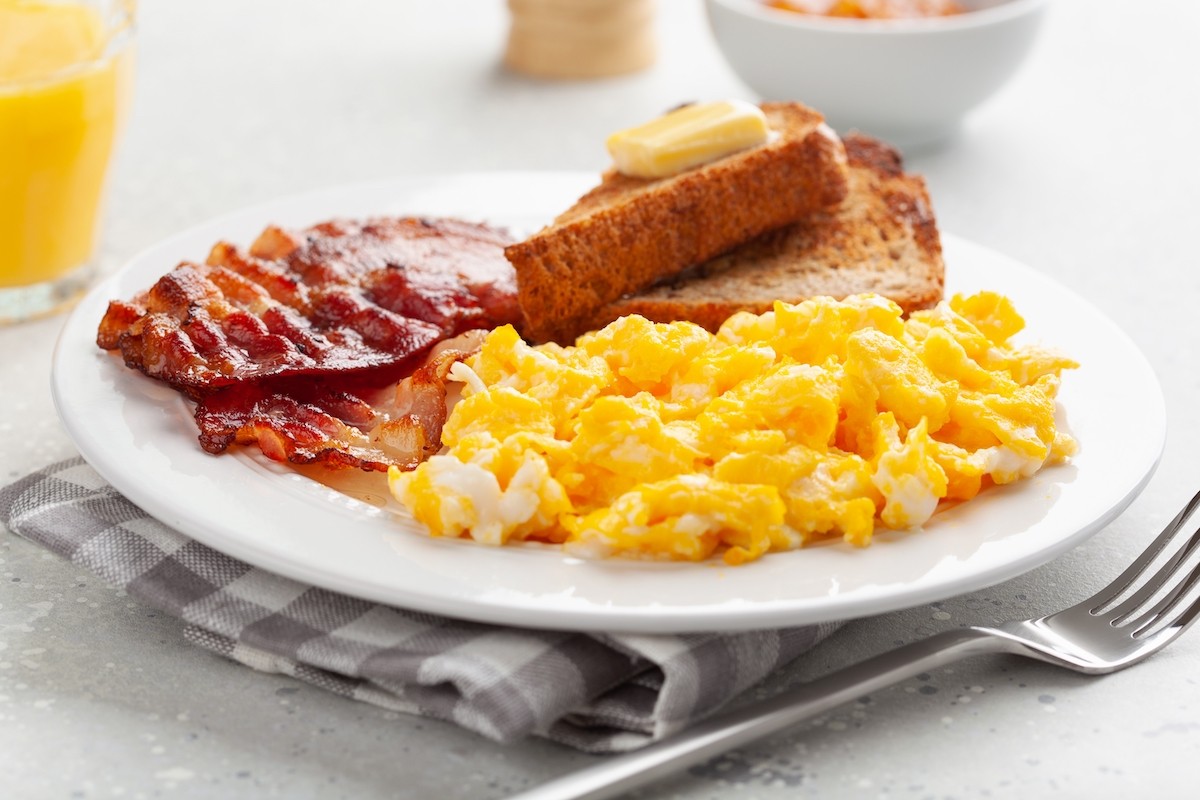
left=52, top=172, right=1165, bottom=633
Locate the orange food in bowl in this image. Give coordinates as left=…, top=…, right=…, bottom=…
left=765, top=0, right=965, bottom=18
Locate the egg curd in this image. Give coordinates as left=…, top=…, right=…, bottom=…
left=389, top=292, right=1078, bottom=565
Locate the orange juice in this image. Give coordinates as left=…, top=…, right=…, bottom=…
left=0, top=0, right=133, bottom=294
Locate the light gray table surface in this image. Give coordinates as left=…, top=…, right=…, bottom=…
left=3, top=1, right=1199, bottom=797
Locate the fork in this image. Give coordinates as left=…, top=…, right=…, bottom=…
left=510, top=490, right=1200, bottom=800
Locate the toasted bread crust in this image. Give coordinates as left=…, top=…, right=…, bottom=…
left=588, top=133, right=945, bottom=333
left=506, top=103, right=849, bottom=343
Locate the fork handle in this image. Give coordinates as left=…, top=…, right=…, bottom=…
left=509, top=628, right=1006, bottom=800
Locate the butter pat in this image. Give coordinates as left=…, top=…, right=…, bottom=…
left=606, top=101, right=770, bottom=180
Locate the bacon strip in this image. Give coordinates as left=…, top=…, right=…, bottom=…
left=194, top=383, right=393, bottom=471
left=98, top=217, right=518, bottom=471
left=97, top=217, right=518, bottom=398
left=372, top=330, right=489, bottom=468
left=192, top=331, right=487, bottom=472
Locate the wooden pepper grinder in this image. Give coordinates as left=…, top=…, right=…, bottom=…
left=504, top=0, right=657, bottom=80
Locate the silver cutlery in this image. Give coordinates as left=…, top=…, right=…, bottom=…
left=511, top=490, right=1200, bottom=800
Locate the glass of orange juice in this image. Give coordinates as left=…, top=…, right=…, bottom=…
left=0, top=0, right=135, bottom=324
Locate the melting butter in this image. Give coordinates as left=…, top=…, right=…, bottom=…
left=606, top=100, right=770, bottom=179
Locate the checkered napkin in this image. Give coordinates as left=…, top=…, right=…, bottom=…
left=1, top=458, right=839, bottom=753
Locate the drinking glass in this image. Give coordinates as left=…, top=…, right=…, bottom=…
left=0, top=0, right=136, bottom=323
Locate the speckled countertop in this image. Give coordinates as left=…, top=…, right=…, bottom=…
left=3, top=1, right=1199, bottom=798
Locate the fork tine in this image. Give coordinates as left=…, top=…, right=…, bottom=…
left=1172, top=582, right=1200, bottom=631
left=1128, top=556, right=1200, bottom=637
left=1105, top=522, right=1200, bottom=621
left=1089, top=488, right=1200, bottom=613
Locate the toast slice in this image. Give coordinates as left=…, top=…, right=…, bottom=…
left=506, top=102, right=849, bottom=343
left=588, top=133, right=944, bottom=333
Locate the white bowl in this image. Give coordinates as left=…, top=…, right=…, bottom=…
left=705, top=0, right=1050, bottom=148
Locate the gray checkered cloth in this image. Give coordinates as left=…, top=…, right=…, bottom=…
left=1, top=458, right=839, bottom=753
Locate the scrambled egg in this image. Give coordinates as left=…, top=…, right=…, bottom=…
left=389, top=293, right=1078, bottom=564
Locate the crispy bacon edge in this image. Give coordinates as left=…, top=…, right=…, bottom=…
left=191, top=330, right=488, bottom=472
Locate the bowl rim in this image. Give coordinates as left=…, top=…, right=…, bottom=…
left=706, top=0, right=1050, bottom=34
